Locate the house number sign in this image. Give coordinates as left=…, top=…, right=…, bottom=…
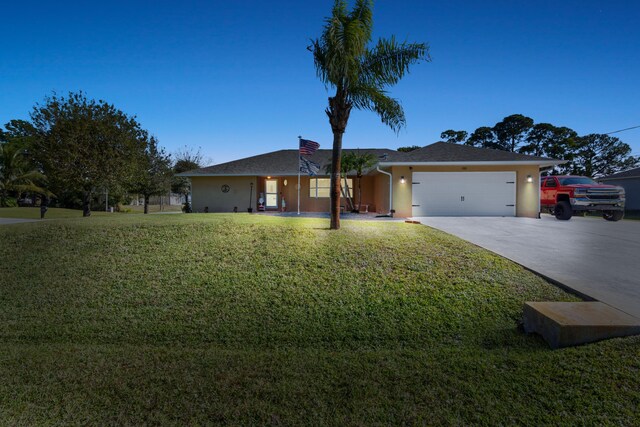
left=221, top=185, right=230, bottom=193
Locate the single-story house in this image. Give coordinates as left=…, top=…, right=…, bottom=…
left=599, top=167, right=640, bottom=211
left=179, top=142, right=563, bottom=218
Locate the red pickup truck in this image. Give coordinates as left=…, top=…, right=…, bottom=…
left=540, top=175, right=625, bottom=221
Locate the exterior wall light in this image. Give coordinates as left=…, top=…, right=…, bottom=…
left=400, top=176, right=406, bottom=184
left=284, top=179, right=288, bottom=186
left=526, top=175, right=533, bottom=183
left=267, top=176, right=271, bottom=179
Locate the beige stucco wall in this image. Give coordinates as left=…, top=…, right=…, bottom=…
left=191, top=176, right=258, bottom=213
left=389, top=165, right=541, bottom=218
left=297, top=175, right=378, bottom=212
left=373, top=173, right=391, bottom=214
left=191, top=175, right=379, bottom=213
left=191, top=165, right=541, bottom=217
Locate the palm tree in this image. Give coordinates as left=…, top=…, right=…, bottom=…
left=310, top=0, right=430, bottom=229
left=0, top=141, right=49, bottom=206
left=344, top=150, right=377, bottom=212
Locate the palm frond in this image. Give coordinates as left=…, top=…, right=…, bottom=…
left=10, top=182, right=52, bottom=196
left=350, top=0, right=373, bottom=34
left=311, top=0, right=374, bottom=91
left=310, top=0, right=426, bottom=134
left=350, top=85, right=405, bottom=133
left=361, top=37, right=430, bottom=86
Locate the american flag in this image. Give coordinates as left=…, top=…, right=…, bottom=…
left=299, top=139, right=320, bottom=156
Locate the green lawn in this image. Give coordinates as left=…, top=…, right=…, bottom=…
left=120, top=204, right=183, bottom=214
left=1, top=214, right=638, bottom=425
left=0, top=205, right=181, bottom=219
left=0, top=207, right=113, bottom=219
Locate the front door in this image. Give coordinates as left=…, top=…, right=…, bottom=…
left=265, top=179, right=278, bottom=209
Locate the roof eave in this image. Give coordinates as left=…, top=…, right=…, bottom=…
left=177, top=172, right=299, bottom=177
left=600, top=175, right=640, bottom=181
left=378, top=160, right=566, bottom=167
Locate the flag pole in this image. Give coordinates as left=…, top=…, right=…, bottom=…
left=297, top=136, right=301, bottom=215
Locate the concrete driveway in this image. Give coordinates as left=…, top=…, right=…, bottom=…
left=415, top=215, right=640, bottom=319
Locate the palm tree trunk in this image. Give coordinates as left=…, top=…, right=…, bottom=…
left=341, top=178, right=353, bottom=211
left=327, top=92, right=352, bottom=230
left=329, top=130, right=343, bottom=230
left=358, top=174, right=363, bottom=212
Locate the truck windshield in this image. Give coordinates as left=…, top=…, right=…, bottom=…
left=558, top=177, right=597, bottom=185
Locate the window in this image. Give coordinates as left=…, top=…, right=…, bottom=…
left=544, top=178, right=557, bottom=188
left=558, top=177, right=596, bottom=186
left=309, top=178, right=353, bottom=198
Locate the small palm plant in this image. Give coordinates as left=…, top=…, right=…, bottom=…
left=324, top=154, right=356, bottom=211
left=310, top=0, right=430, bottom=229
left=0, top=141, right=50, bottom=207
left=344, top=150, right=377, bottom=212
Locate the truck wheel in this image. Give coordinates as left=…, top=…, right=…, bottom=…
left=554, top=201, right=572, bottom=220
left=603, top=210, right=624, bottom=221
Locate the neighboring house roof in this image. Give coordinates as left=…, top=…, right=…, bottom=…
left=180, top=148, right=398, bottom=176
left=180, top=142, right=563, bottom=177
left=379, top=142, right=562, bottom=166
left=600, top=167, right=640, bottom=181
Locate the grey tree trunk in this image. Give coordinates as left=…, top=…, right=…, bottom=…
left=82, top=191, right=92, bottom=217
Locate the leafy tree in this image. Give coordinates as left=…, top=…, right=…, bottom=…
left=171, top=146, right=205, bottom=213
left=397, top=145, right=422, bottom=152
left=440, top=129, right=468, bottom=144
left=30, top=92, right=147, bottom=216
left=493, top=114, right=534, bottom=152
left=344, top=150, right=377, bottom=212
left=519, top=123, right=578, bottom=174
left=130, top=135, right=173, bottom=214
left=519, top=123, right=576, bottom=157
left=569, top=134, right=638, bottom=177
left=0, top=140, right=49, bottom=206
left=309, top=0, right=430, bottom=229
left=466, top=126, right=498, bottom=148
left=3, top=120, right=38, bottom=150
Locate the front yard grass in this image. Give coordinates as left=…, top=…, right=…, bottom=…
left=0, top=205, right=181, bottom=219
left=0, top=207, right=112, bottom=219
left=1, top=214, right=638, bottom=425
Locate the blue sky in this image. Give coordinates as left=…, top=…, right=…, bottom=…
left=1, top=0, right=638, bottom=165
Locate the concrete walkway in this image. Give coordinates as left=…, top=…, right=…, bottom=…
left=0, top=218, right=39, bottom=225
left=415, top=215, right=640, bottom=319
left=262, top=212, right=402, bottom=221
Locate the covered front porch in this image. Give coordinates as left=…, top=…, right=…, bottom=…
left=253, top=174, right=387, bottom=214
left=189, top=173, right=390, bottom=214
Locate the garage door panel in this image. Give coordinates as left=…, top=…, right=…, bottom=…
left=412, top=172, right=516, bottom=217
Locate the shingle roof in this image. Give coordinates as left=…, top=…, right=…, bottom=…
left=600, top=167, right=640, bottom=180
left=181, top=148, right=399, bottom=176
left=180, top=142, right=562, bottom=176
left=384, top=141, right=558, bottom=163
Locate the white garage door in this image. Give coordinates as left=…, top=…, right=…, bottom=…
left=412, top=172, right=516, bottom=217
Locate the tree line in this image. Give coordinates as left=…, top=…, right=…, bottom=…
left=399, top=114, right=638, bottom=177
left=0, top=91, right=203, bottom=215
left=434, top=114, right=638, bottom=176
